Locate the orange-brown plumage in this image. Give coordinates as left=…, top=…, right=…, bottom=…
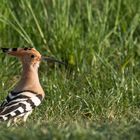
left=10, top=48, right=45, bottom=97
left=0, top=47, right=64, bottom=126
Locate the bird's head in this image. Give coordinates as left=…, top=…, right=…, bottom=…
left=1, top=47, right=65, bottom=67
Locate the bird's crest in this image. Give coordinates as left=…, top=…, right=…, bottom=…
left=1, top=47, right=41, bottom=58
left=1, top=47, right=65, bottom=65
left=0, top=47, right=65, bottom=125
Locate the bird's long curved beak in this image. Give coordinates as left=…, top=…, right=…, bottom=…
left=42, top=56, right=65, bottom=65
left=1, top=48, right=65, bottom=65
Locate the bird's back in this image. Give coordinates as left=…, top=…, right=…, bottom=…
left=0, top=90, right=43, bottom=121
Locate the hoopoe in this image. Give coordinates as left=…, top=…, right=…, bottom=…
left=0, top=47, right=64, bottom=125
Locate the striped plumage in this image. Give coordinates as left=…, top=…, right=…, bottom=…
left=0, top=48, right=46, bottom=125
left=0, top=90, right=43, bottom=121
left=0, top=47, right=64, bottom=125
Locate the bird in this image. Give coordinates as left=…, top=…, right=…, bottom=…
left=0, top=47, right=64, bottom=126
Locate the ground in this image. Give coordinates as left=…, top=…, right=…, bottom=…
left=0, top=0, right=140, bottom=139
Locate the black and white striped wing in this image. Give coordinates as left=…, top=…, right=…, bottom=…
left=0, top=91, right=43, bottom=121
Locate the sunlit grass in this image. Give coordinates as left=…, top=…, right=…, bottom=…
left=0, top=0, right=140, bottom=139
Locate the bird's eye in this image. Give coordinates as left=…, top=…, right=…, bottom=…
left=31, top=55, right=35, bottom=58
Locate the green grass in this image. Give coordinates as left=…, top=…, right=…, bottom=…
left=0, top=0, right=140, bottom=139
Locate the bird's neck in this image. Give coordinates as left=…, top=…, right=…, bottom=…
left=13, top=63, right=44, bottom=96
left=21, top=64, right=39, bottom=83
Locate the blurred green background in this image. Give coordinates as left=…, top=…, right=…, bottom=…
left=0, top=0, right=140, bottom=139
